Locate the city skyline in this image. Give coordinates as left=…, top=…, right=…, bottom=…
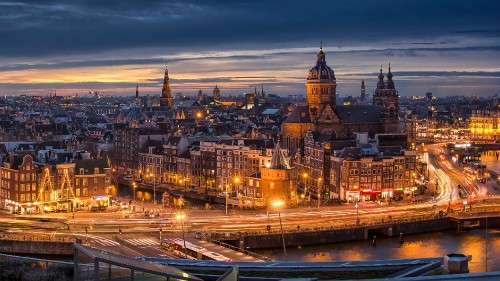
left=1, top=0, right=500, bottom=97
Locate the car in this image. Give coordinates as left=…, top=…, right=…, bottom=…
left=123, top=175, right=133, bottom=181
left=194, top=231, right=203, bottom=239
left=135, top=178, right=142, bottom=183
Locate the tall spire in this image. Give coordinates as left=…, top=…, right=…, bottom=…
left=377, top=65, right=385, bottom=89
left=135, top=83, right=139, bottom=98
left=270, top=140, right=291, bottom=169
left=160, top=62, right=174, bottom=108
left=161, top=62, right=171, bottom=98
left=361, top=80, right=366, bottom=101
left=385, top=63, right=395, bottom=89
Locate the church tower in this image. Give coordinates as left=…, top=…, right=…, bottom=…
left=160, top=63, right=174, bottom=109
left=373, top=64, right=399, bottom=133
left=213, top=84, right=221, bottom=101
left=197, top=90, right=203, bottom=102
left=360, top=80, right=366, bottom=102
left=306, top=42, right=337, bottom=111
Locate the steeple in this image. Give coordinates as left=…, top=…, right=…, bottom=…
left=270, top=140, right=291, bottom=169
left=213, top=84, right=221, bottom=101
left=385, top=63, right=395, bottom=89
left=197, top=89, right=203, bottom=101
left=161, top=62, right=171, bottom=98
left=377, top=65, right=385, bottom=89
left=160, top=62, right=174, bottom=109
left=317, top=41, right=326, bottom=65
left=361, top=80, right=366, bottom=101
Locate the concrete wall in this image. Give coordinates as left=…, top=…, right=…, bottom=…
left=242, top=218, right=458, bottom=250
left=244, top=227, right=365, bottom=249
left=0, top=240, right=73, bottom=255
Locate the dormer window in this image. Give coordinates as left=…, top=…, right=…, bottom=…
left=79, top=168, right=84, bottom=175
left=94, top=168, right=99, bottom=174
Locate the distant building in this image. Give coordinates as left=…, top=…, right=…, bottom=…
left=469, top=109, right=500, bottom=141
left=282, top=44, right=400, bottom=152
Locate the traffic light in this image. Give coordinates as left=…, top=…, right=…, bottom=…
left=266, top=225, right=271, bottom=232
left=159, top=228, right=162, bottom=233
left=325, top=191, right=329, bottom=196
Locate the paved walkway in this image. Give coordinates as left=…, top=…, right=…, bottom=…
left=162, top=232, right=263, bottom=262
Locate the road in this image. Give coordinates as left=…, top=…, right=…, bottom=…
left=2, top=143, right=500, bottom=258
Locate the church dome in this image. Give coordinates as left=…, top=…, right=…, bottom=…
left=307, top=43, right=335, bottom=81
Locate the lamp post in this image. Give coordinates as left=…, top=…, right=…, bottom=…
left=272, top=201, right=287, bottom=262
left=234, top=177, right=240, bottom=197
left=302, top=173, right=308, bottom=204
left=225, top=184, right=229, bottom=216
left=149, top=170, right=156, bottom=204
left=317, top=178, right=322, bottom=209
left=132, top=182, right=137, bottom=202
left=355, top=201, right=360, bottom=225
left=176, top=212, right=188, bottom=259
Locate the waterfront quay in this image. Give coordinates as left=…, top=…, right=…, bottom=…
left=212, top=207, right=500, bottom=250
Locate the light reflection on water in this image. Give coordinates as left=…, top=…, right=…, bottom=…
left=256, top=229, right=500, bottom=272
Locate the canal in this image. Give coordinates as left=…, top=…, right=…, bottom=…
left=255, top=228, right=500, bottom=272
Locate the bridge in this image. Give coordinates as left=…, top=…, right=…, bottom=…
left=448, top=206, right=500, bottom=232
left=211, top=207, right=500, bottom=250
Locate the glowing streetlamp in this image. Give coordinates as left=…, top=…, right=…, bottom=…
left=225, top=184, right=230, bottom=216
left=175, top=212, right=188, bottom=259
left=149, top=172, right=157, bottom=204
left=234, top=177, right=240, bottom=197
left=317, top=178, right=322, bottom=209
left=302, top=173, right=308, bottom=203
left=355, top=201, right=360, bottom=225
left=272, top=200, right=287, bottom=262
left=132, top=182, right=137, bottom=202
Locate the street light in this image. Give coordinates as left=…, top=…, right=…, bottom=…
left=132, top=182, right=137, bottom=202
left=272, top=200, right=287, bottom=262
left=234, top=177, right=240, bottom=197
left=317, top=178, right=322, bottom=209
left=302, top=173, right=308, bottom=204
left=355, top=201, right=360, bottom=225
left=225, top=184, right=230, bottom=216
left=176, top=212, right=188, bottom=259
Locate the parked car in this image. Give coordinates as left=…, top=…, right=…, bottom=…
left=194, top=231, right=203, bottom=239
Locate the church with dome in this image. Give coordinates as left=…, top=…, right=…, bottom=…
left=282, top=44, right=400, bottom=152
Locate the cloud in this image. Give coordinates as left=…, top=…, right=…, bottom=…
left=1, top=0, right=500, bottom=58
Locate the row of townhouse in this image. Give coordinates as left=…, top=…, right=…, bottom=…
left=137, top=136, right=288, bottom=198
left=294, top=131, right=417, bottom=202
left=0, top=152, right=113, bottom=214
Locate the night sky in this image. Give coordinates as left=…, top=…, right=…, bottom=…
left=1, top=0, right=500, bottom=97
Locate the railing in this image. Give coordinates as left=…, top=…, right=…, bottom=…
left=0, top=252, right=94, bottom=281
left=0, top=234, right=75, bottom=242
left=212, top=212, right=450, bottom=240
left=210, top=239, right=273, bottom=262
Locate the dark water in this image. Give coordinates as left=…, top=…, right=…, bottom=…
left=256, top=229, right=500, bottom=273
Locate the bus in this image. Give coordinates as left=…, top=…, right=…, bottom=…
left=162, top=238, right=232, bottom=262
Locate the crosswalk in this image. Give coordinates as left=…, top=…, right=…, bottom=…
left=125, top=238, right=159, bottom=247
left=84, top=234, right=120, bottom=247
